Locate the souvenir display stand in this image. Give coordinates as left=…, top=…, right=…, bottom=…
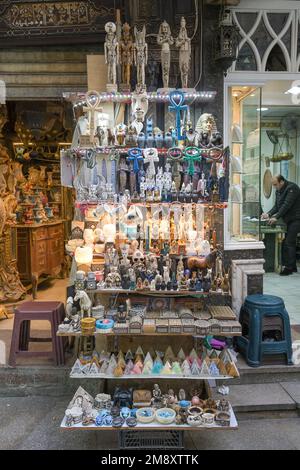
left=57, top=18, right=241, bottom=449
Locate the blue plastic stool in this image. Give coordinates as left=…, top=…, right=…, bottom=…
left=237, top=294, right=293, bottom=367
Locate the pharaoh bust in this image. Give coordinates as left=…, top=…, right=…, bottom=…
left=119, top=23, right=133, bottom=85
left=176, top=17, right=192, bottom=89
left=196, top=113, right=218, bottom=146
left=104, top=22, right=119, bottom=85
left=157, top=21, right=174, bottom=89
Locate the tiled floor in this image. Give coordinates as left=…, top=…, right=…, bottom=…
left=264, top=272, right=300, bottom=325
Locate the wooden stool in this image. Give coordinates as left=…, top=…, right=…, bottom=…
left=9, top=301, right=66, bottom=367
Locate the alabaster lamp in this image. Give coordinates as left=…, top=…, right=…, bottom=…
left=75, top=245, right=93, bottom=273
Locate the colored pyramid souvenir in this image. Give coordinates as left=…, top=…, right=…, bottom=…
left=89, top=362, right=100, bottom=376
left=131, top=363, right=142, bottom=375
left=226, top=362, right=239, bottom=378
left=161, top=360, right=172, bottom=375
left=154, top=355, right=163, bottom=365
left=118, top=350, right=125, bottom=362
left=171, top=361, right=182, bottom=375
left=144, top=352, right=154, bottom=366
left=177, top=348, right=186, bottom=362
left=164, top=346, right=176, bottom=363
left=99, top=360, right=109, bottom=374
left=106, top=355, right=117, bottom=375
left=99, top=350, right=110, bottom=362
left=142, top=361, right=152, bottom=375
left=181, top=359, right=192, bottom=376
left=218, top=360, right=227, bottom=376
left=135, top=359, right=144, bottom=369
left=205, top=356, right=211, bottom=365
left=81, top=364, right=92, bottom=375
left=71, top=359, right=83, bottom=376
left=219, top=349, right=232, bottom=364
left=191, top=359, right=202, bottom=376
left=209, top=362, right=220, bottom=376
left=189, top=348, right=198, bottom=361
left=209, top=349, right=219, bottom=359
left=124, top=360, right=134, bottom=375
left=152, top=360, right=163, bottom=375
left=134, top=354, right=144, bottom=364
left=199, top=360, right=210, bottom=376
left=125, top=350, right=134, bottom=362
left=117, top=357, right=126, bottom=368
left=108, top=354, right=117, bottom=368
left=114, top=364, right=124, bottom=377
left=135, top=346, right=145, bottom=357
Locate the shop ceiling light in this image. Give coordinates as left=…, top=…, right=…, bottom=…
left=257, top=107, right=269, bottom=111
left=285, top=86, right=300, bottom=95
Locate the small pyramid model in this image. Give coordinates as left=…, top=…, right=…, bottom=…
left=125, top=350, right=134, bottom=362
left=89, top=362, right=100, bottom=376
left=181, top=359, right=192, bottom=376
left=114, top=364, right=124, bottom=377
left=191, top=359, right=202, bottom=376
left=144, top=352, right=154, bottom=366
left=164, top=346, right=176, bottom=362
left=161, top=360, right=172, bottom=375
left=177, top=348, right=186, bottom=362
left=171, top=361, right=182, bottom=375
left=209, top=362, right=220, bottom=376
left=200, top=360, right=210, bottom=376
left=124, top=359, right=134, bottom=375
left=99, top=360, right=108, bottom=374
left=71, top=359, right=83, bottom=375
left=135, top=346, right=145, bottom=357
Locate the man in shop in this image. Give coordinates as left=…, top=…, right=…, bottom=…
left=261, top=175, right=300, bottom=276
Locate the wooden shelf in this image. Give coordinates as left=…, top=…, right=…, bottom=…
left=60, top=408, right=238, bottom=431
left=69, top=373, right=237, bottom=380
left=86, top=289, right=227, bottom=297
left=57, top=331, right=241, bottom=338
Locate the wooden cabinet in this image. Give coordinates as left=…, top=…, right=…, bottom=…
left=16, top=221, right=64, bottom=299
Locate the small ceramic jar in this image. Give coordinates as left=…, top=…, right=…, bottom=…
left=202, top=413, right=215, bottom=426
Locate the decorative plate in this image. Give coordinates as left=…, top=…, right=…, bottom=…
left=263, top=169, right=273, bottom=199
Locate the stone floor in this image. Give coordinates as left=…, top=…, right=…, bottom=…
left=264, top=272, right=300, bottom=325
left=0, top=395, right=300, bottom=450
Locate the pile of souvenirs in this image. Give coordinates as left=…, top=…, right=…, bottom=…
left=70, top=346, right=239, bottom=379
left=14, top=162, right=61, bottom=224
left=63, top=385, right=233, bottom=429
left=58, top=300, right=241, bottom=336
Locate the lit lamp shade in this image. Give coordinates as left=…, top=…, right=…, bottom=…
left=230, top=184, right=243, bottom=204
left=231, top=155, right=243, bottom=174
left=102, top=224, right=117, bottom=243
left=231, top=123, right=243, bottom=144
left=75, top=246, right=93, bottom=265
left=83, top=229, right=95, bottom=245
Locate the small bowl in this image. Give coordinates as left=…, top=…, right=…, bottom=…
left=187, top=415, right=203, bottom=427
left=203, top=408, right=217, bottom=416
left=187, top=406, right=203, bottom=416
left=215, top=411, right=231, bottom=427
left=202, top=413, right=215, bottom=426
left=136, top=407, right=155, bottom=424
left=155, top=408, right=176, bottom=425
